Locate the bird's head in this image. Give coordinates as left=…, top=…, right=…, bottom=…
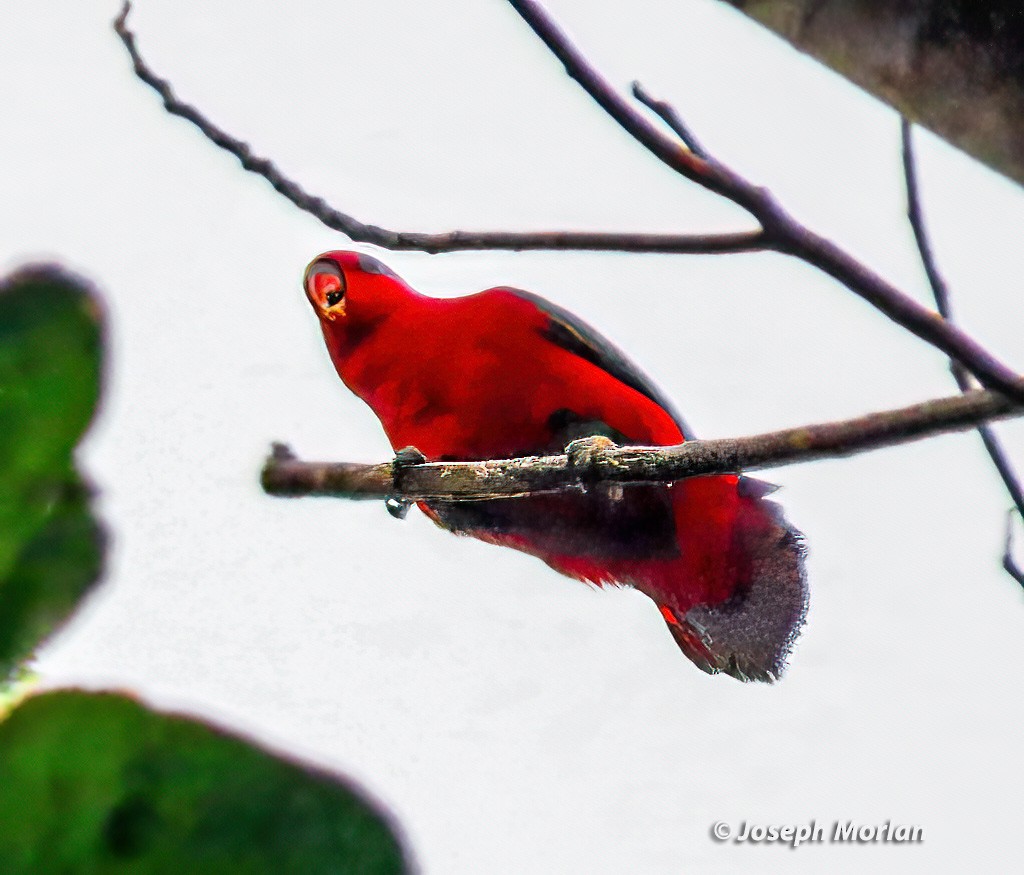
left=302, top=250, right=409, bottom=325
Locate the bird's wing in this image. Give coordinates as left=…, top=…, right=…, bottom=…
left=499, top=288, right=695, bottom=440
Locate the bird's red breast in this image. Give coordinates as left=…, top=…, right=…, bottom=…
left=304, top=250, right=807, bottom=681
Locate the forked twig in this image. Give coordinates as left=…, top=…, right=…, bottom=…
left=503, top=0, right=1024, bottom=402
left=631, top=81, right=709, bottom=160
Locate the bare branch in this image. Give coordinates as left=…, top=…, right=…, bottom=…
left=503, top=0, right=1024, bottom=404
left=111, top=3, right=761, bottom=257
left=902, top=118, right=1024, bottom=537
left=262, top=388, right=1022, bottom=501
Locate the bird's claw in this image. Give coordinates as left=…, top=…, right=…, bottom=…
left=565, top=435, right=617, bottom=493
left=393, top=446, right=427, bottom=468
left=386, top=446, right=427, bottom=520
left=384, top=496, right=412, bottom=520
left=566, top=435, right=616, bottom=469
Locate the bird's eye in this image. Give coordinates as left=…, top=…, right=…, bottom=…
left=304, top=259, right=346, bottom=312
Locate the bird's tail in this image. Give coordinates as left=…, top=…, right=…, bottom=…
left=657, top=476, right=808, bottom=682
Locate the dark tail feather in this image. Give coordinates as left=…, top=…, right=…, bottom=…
left=664, top=498, right=808, bottom=682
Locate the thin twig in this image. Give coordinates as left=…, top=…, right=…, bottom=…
left=631, top=81, right=709, bottom=159
left=902, top=118, right=1024, bottom=539
left=902, top=119, right=955, bottom=322
left=1003, top=512, right=1024, bottom=586
left=503, top=0, right=1024, bottom=403
left=262, top=387, right=1022, bottom=501
left=114, top=1, right=1024, bottom=402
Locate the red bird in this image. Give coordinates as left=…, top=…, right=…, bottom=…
left=304, top=251, right=807, bottom=681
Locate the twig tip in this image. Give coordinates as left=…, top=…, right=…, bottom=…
left=270, top=442, right=296, bottom=463
left=114, top=1, right=131, bottom=30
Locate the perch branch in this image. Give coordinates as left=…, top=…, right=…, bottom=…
left=262, top=388, right=1022, bottom=501
left=114, top=1, right=1024, bottom=402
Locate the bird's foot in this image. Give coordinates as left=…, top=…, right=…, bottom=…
left=386, top=446, right=427, bottom=519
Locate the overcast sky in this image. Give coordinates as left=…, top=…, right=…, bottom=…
left=5, top=2, right=1023, bottom=872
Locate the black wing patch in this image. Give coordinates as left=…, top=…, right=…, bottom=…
left=500, top=288, right=695, bottom=439
left=430, top=489, right=680, bottom=561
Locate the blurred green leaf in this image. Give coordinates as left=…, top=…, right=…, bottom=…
left=0, top=474, right=104, bottom=679
left=0, top=266, right=105, bottom=681
left=0, top=691, right=410, bottom=874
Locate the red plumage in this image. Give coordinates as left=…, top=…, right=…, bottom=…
left=304, top=251, right=807, bottom=681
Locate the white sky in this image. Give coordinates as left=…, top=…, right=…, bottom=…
left=4, top=1, right=1023, bottom=872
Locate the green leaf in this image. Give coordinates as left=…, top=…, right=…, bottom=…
left=0, top=473, right=104, bottom=679
left=0, top=691, right=411, bottom=874
left=0, top=266, right=105, bottom=681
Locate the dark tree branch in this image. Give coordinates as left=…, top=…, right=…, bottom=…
left=262, top=388, right=1023, bottom=501
left=503, top=0, right=1024, bottom=404
left=115, top=1, right=1024, bottom=403
left=902, top=118, right=1024, bottom=541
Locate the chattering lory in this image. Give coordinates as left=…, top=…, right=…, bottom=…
left=303, top=251, right=807, bottom=681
